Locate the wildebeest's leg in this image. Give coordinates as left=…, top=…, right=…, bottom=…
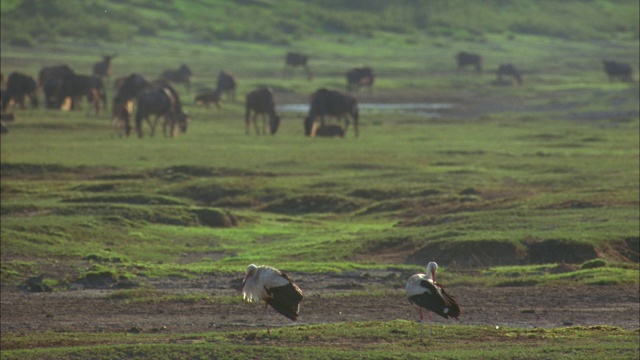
left=245, top=107, right=251, bottom=135
left=252, top=112, right=261, bottom=135
left=149, top=115, right=160, bottom=137
left=310, top=120, right=321, bottom=138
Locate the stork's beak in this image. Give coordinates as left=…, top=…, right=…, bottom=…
left=431, top=270, right=436, bottom=283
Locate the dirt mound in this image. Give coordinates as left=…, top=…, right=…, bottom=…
left=168, top=184, right=245, bottom=205
left=0, top=163, right=119, bottom=178
left=63, top=194, right=188, bottom=206
left=348, top=189, right=405, bottom=201
left=262, top=195, right=363, bottom=215
left=57, top=204, right=238, bottom=228
left=191, top=208, right=238, bottom=227
left=72, top=271, right=118, bottom=289
left=404, top=238, right=631, bottom=267
left=525, top=239, right=599, bottom=264
left=151, top=166, right=276, bottom=178
left=406, top=239, right=525, bottom=267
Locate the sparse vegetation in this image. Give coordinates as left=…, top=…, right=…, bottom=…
left=1, top=0, right=638, bottom=358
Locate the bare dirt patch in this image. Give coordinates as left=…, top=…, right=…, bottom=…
left=1, top=274, right=638, bottom=336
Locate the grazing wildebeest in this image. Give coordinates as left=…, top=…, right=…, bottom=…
left=135, top=85, right=189, bottom=138
left=55, top=74, right=106, bottom=115
left=2, top=72, right=38, bottom=111
left=159, top=64, right=192, bottom=92
left=92, top=54, right=117, bottom=80
left=603, top=60, right=633, bottom=82
left=111, top=93, right=133, bottom=138
left=216, top=70, right=237, bottom=101
left=195, top=89, right=222, bottom=109
left=346, top=67, right=375, bottom=94
left=283, top=52, right=312, bottom=80
left=39, top=65, right=75, bottom=109
left=496, top=64, right=522, bottom=85
left=456, top=52, right=482, bottom=73
left=38, top=65, right=74, bottom=88
left=110, top=74, right=151, bottom=136
left=306, top=88, right=359, bottom=137
left=303, top=118, right=345, bottom=138
left=114, top=73, right=151, bottom=101
left=245, top=87, right=281, bottom=135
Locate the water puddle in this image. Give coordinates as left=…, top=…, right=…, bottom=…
left=279, top=103, right=454, bottom=118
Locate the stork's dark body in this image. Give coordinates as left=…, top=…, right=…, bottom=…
left=408, top=280, right=461, bottom=319
left=265, top=281, right=304, bottom=321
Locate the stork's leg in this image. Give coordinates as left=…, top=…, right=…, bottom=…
left=265, top=302, right=270, bottom=336
left=428, top=310, right=432, bottom=341
left=419, top=307, right=424, bottom=342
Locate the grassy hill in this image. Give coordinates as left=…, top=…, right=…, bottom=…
left=1, top=0, right=639, bottom=47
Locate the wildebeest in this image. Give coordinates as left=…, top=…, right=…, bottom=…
left=456, top=52, right=482, bottom=73
left=195, top=89, right=222, bottom=109
left=111, top=93, right=133, bottom=138
left=114, top=73, right=151, bottom=102
left=92, top=54, right=117, bottom=80
left=216, top=70, right=237, bottom=101
left=54, top=74, right=106, bottom=115
left=603, top=60, right=633, bottom=82
left=303, top=119, right=345, bottom=138
left=110, top=73, right=152, bottom=137
left=2, top=72, right=38, bottom=111
left=306, top=88, right=359, bottom=137
left=346, top=67, right=375, bottom=94
left=245, top=87, right=280, bottom=135
left=159, top=64, right=193, bottom=92
left=38, top=65, right=74, bottom=88
left=496, top=64, right=522, bottom=85
left=283, top=52, right=312, bottom=80
left=135, top=85, right=189, bottom=138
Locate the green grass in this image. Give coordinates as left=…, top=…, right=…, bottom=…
left=1, top=322, right=637, bottom=359
left=1, top=6, right=639, bottom=358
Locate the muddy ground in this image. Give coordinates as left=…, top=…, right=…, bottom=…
left=2, top=87, right=638, bottom=337
left=2, top=271, right=638, bottom=335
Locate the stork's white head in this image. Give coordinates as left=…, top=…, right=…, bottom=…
left=241, top=264, right=258, bottom=291
left=426, top=261, right=438, bottom=282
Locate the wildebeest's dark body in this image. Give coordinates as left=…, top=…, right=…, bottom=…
left=195, top=89, right=222, bottom=109
left=245, top=87, right=280, bottom=135
left=159, top=64, right=193, bottom=92
left=306, top=88, right=359, bottom=137
left=55, top=74, right=106, bottom=115
left=93, top=54, right=116, bottom=80
left=216, top=70, right=237, bottom=101
left=114, top=73, right=151, bottom=102
left=346, top=67, right=374, bottom=94
left=456, top=52, right=482, bottom=73
left=497, top=64, right=522, bottom=85
left=603, top=60, right=633, bottom=82
left=303, top=119, right=345, bottom=138
left=2, top=72, right=38, bottom=110
left=283, top=52, right=312, bottom=80
left=38, top=65, right=74, bottom=88
left=135, top=84, right=189, bottom=138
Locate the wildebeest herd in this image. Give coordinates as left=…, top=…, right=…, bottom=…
left=0, top=51, right=635, bottom=137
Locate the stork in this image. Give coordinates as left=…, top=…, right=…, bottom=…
left=241, top=264, right=304, bottom=335
left=406, top=261, right=461, bottom=341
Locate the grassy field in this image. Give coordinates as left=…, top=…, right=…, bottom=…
left=2, top=322, right=638, bottom=359
left=1, top=1, right=639, bottom=358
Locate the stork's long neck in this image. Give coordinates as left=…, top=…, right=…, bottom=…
left=426, top=263, right=437, bottom=282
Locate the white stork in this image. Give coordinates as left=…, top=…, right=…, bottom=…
left=241, top=264, right=304, bottom=335
left=405, top=261, right=461, bottom=341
